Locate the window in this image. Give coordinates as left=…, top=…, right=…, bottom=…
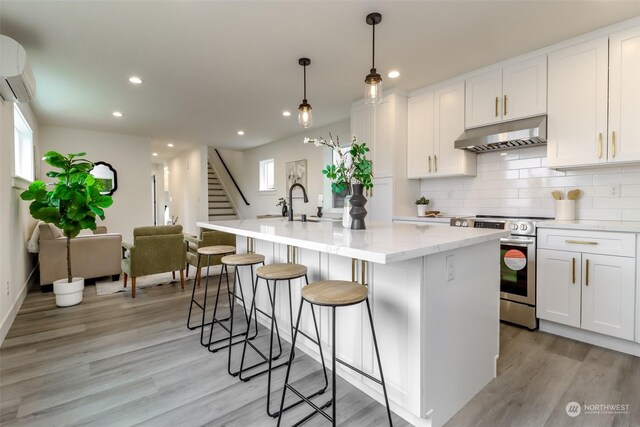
left=259, top=159, right=275, bottom=191
left=14, top=104, right=34, bottom=181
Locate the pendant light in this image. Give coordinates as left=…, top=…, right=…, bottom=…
left=364, top=12, right=383, bottom=106
left=298, top=58, right=312, bottom=128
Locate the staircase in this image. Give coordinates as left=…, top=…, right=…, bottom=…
left=208, top=163, right=238, bottom=220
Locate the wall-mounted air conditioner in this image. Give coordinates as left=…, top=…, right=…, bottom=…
left=0, top=35, right=36, bottom=103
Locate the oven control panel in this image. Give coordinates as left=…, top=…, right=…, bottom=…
left=474, top=221, right=505, bottom=230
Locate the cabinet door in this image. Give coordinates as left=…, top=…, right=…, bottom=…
left=407, top=91, right=434, bottom=179
left=465, top=68, right=502, bottom=128
left=351, top=102, right=373, bottom=157
left=609, top=26, right=640, bottom=164
left=502, top=55, right=547, bottom=121
left=536, top=249, right=581, bottom=328
left=581, top=254, right=635, bottom=340
left=368, top=177, right=393, bottom=223
left=434, top=81, right=475, bottom=177
left=372, top=95, right=395, bottom=178
left=547, top=38, right=608, bottom=168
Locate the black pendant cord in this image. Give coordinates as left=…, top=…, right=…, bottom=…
left=303, top=64, right=307, bottom=101
left=371, top=22, right=376, bottom=70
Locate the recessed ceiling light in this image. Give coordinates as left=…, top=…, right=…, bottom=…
left=282, top=111, right=291, bottom=117
left=129, top=76, right=143, bottom=84
left=388, top=70, right=400, bottom=79
left=237, top=130, right=245, bottom=135
left=500, top=152, right=508, bottom=156
left=167, top=143, right=174, bottom=148
left=152, top=152, right=158, bottom=156
left=112, top=111, right=123, bottom=117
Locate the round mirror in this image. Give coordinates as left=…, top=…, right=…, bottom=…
left=90, top=161, right=118, bottom=196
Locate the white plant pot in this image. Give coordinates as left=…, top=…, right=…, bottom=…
left=417, top=205, right=428, bottom=216
left=53, top=277, right=84, bottom=307
left=342, top=195, right=353, bottom=228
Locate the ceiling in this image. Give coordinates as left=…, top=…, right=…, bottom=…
left=2, top=1, right=640, bottom=159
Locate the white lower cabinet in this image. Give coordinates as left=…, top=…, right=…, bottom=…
left=537, top=228, right=637, bottom=341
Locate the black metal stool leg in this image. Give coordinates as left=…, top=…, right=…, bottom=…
left=207, top=263, right=249, bottom=352
left=228, top=264, right=259, bottom=376
left=331, top=306, right=337, bottom=426
left=366, top=298, right=393, bottom=426
left=202, top=259, right=223, bottom=346
left=186, top=252, right=203, bottom=330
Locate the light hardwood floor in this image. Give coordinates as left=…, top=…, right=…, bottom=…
left=1, top=277, right=639, bottom=427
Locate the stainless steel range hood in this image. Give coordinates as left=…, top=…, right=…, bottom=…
left=455, top=115, right=547, bottom=153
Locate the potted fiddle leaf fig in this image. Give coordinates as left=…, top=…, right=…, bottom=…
left=20, top=151, right=113, bottom=307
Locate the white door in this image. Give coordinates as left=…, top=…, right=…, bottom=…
left=547, top=38, right=609, bottom=168
left=465, top=68, right=502, bottom=128
left=407, top=91, right=434, bottom=179
left=608, top=26, right=640, bottom=164
left=434, top=81, right=469, bottom=177
left=502, top=55, right=547, bottom=121
left=536, top=249, right=581, bottom=328
left=581, top=254, right=635, bottom=340
left=368, top=177, right=393, bottom=223
left=372, top=95, right=395, bottom=178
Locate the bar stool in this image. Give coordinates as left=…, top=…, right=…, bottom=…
left=277, top=280, right=393, bottom=427
left=186, top=245, right=235, bottom=347
left=238, top=263, right=329, bottom=418
left=211, top=252, right=265, bottom=373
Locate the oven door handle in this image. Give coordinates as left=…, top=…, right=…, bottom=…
left=501, top=238, right=535, bottom=245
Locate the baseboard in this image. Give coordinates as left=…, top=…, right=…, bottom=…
left=0, top=265, right=37, bottom=346
left=539, top=320, right=640, bottom=357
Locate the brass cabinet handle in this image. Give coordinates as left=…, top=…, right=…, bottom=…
left=612, top=131, right=616, bottom=157
left=504, top=95, right=508, bottom=116
left=495, top=96, right=499, bottom=117
left=585, top=258, right=590, bottom=286
left=434, top=155, right=438, bottom=173
left=565, top=240, right=598, bottom=245
left=572, top=257, right=576, bottom=284
left=428, top=155, right=432, bottom=173
left=598, top=133, right=603, bottom=159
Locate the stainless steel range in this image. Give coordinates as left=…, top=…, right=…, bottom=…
left=450, top=215, right=551, bottom=330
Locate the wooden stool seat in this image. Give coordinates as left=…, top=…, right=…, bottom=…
left=221, top=253, right=265, bottom=266
left=256, top=263, right=307, bottom=280
left=198, top=245, right=236, bottom=256
left=302, top=280, right=368, bottom=307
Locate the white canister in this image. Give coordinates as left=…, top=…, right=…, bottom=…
left=342, top=195, right=352, bottom=228
left=555, top=200, right=576, bottom=221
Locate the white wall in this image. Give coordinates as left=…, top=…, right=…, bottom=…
left=39, top=127, right=153, bottom=241
left=167, top=146, right=208, bottom=235
left=419, top=145, right=640, bottom=220
left=218, top=119, right=350, bottom=219
left=0, top=101, right=40, bottom=345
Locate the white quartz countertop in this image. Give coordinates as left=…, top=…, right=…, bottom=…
left=537, top=220, right=640, bottom=233
left=197, top=218, right=509, bottom=264
left=393, top=216, right=453, bottom=224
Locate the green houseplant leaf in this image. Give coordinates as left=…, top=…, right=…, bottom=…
left=20, top=151, right=113, bottom=283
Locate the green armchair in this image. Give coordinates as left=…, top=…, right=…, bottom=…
left=184, top=228, right=235, bottom=286
left=121, top=225, right=187, bottom=298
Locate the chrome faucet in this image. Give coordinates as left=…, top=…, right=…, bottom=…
left=288, top=183, right=309, bottom=221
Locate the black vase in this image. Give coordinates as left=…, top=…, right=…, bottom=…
left=282, top=204, right=288, bottom=217
left=349, top=184, right=368, bottom=230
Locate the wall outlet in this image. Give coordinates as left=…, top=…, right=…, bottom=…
left=446, top=254, right=455, bottom=282
left=5, top=281, right=9, bottom=296
left=609, top=183, right=621, bottom=198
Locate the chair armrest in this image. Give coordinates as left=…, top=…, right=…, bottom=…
left=183, top=234, right=201, bottom=246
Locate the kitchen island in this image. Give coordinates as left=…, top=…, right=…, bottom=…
left=198, top=218, right=509, bottom=427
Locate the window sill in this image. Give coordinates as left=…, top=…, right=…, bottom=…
left=12, top=176, right=33, bottom=190
left=259, top=190, right=276, bottom=194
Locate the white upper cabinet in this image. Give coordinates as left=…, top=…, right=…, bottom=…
left=373, top=96, right=395, bottom=178
left=465, top=55, right=547, bottom=129
left=407, top=92, right=434, bottom=178
left=608, top=26, right=640, bottom=164
left=547, top=38, right=609, bottom=168
left=351, top=102, right=373, bottom=155
left=548, top=26, right=640, bottom=169
left=407, top=81, right=476, bottom=179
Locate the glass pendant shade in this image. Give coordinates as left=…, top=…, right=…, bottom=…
left=364, top=71, right=383, bottom=106
left=298, top=102, right=312, bottom=128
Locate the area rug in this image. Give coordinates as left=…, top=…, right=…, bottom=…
left=95, top=265, right=228, bottom=296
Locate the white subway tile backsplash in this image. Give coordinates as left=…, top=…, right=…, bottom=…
left=420, top=151, right=640, bottom=220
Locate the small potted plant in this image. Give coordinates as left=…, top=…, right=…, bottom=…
left=276, top=197, right=288, bottom=217
left=305, top=134, right=373, bottom=229
left=20, top=151, right=113, bottom=307
left=415, top=196, right=430, bottom=217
